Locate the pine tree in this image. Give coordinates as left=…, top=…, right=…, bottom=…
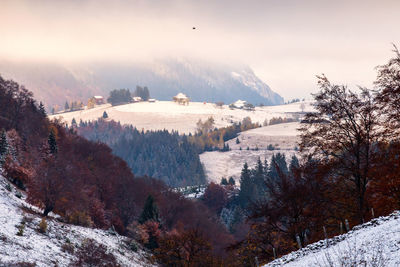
left=221, top=177, right=228, bottom=185
left=139, top=195, right=159, bottom=224
left=289, top=155, right=299, bottom=173
left=65, top=101, right=70, bottom=111
left=48, top=130, right=58, bottom=155
left=38, top=102, right=46, bottom=116
left=71, top=118, right=77, bottom=127
left=228, top=177, right=235, bottom=185
left=238, top=162, right=255, bottom=207
left=268, top=153, right=288, bottom=181
left=102, top=111, right=108, bottom=119
left=0, top=129, right=8, bottom=165
left=253, top=157, right=265, bottom=199
left=236, top=138, right=240, bottom=144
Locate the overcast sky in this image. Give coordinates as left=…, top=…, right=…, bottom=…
left=1, top=0, right=399, bottom=99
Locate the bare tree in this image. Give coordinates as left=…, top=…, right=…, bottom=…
left=375, top=44, right=400, bottom=137
left=299, top=75, right=382, bottom=223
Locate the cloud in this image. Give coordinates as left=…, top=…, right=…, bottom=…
left=1, top=0, right=399, bottom=99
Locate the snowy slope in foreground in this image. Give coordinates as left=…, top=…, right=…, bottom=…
left=265, top=211, right=400, bottom=267
left=0, top=175, right=153, bottom=266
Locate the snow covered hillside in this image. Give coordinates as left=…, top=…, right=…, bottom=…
left=200, top=122, right=300, bottom=184
left=50, top=101, right=314, bottom=135
left=0, top=175, right=153, bottom=266
left=264, top=211, right=400, bottom=267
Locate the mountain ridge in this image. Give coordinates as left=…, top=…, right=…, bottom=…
left=0, top=59, right=283, bottom=108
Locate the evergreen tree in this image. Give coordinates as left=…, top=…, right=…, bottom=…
left=65, top=101, right=70, bottom=111
left=238, top=162, right=255, bottom=207
left=143, top=86, right=150, bottom=101
left=221, top=177, right=228, bottom=185
left=263, top=158, right=269, bottom=174
left=253, top=157, right=266, bottom=199
left=103, top=111, right=108, bottom=119
left=107, top=89, right=132, bottom=106
left=289, top=155, right=300, bottom=173
left=268, top=153, right=288, bottom=181
left=236, top=137, right=240, bottom=144
left=139, top=195, right=159, bottom=224
left=71, top=118, right=77, bottom=127
left=39, top=102, right=46, bottom=116
left=228, top=177, right=235, bottom=185
left=48, top=130, right=58, bottom=155
left=0, top=129, right=8, bottom=165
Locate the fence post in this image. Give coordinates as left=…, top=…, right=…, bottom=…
left=323, top=226, right=328, bottom=247
left=345, top=219, right=350, bottom=232
left=340, top=222, right=343, bottom=234
left=371, top=208, right=375, bottom=218
left=273, top=247, right=277, bottom=259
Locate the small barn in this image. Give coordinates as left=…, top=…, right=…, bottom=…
left=132, top=96, right=142, bottom=102
left=93, top=96, right=104, bottom=105
left=231, top=100, right=247, bottom=109
left=173, top=93, right=190, bottom=105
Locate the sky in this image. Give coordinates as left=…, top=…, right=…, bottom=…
left=1, top=0, right=400, bottom=99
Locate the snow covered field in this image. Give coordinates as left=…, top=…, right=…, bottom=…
left=264, top=211, right=400, bottom=267
left=200, top=122, right=300, bottom=184
left=50, top=101, right=310, bottom=185
left=50, top=101, right=314, bottom=134
left=0, top=175, right=153, bottom=266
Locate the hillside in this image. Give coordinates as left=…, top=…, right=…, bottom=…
left=0, top=174, right=153, bottom=267
left=264, top=211, right=400, bottom=266
left=51, top=101, right=313, bottom=184
left=50, top=101, right=313, bottom=134
left=200, top=122, right=300, bottom=184
left=0, top=59, right=283, bottom=108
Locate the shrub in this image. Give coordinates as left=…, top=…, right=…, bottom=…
left=61, top=239, right=75, bottom=254
left=16, top=222, right=25, bottom=236
left=15, top=191, right=22, bottom=198
left=8, top=262, right=36, bottom=267
left=129, top=240, right=138, bottom=252
left=72, top=238, right=120, bottom=267
left=66, top=211, right=93, bottom=227
left=5, top=183, right=12, bottom=192
left=38, top=218, right=48, bottom=233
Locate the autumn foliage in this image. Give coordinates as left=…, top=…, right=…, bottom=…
left=0, top=75, right=234, bottom=264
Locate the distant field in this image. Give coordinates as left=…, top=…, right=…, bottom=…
left=200, top=122, right=300, bottom=184
left=50, top=101, right=314, bottom=134
left=50, top=101, right=310, bottom=184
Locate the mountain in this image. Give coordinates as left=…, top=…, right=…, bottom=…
left=0, top=59, right=283, bottom=108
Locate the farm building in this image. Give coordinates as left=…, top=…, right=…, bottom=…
left=132, top=96, right=142, bottom=102
left=173, top=93, right=190, bottom=105
left=93, top=96, right=104, bottom=105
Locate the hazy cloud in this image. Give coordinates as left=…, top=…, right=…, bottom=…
left=1, top=0, right=399, bottom=99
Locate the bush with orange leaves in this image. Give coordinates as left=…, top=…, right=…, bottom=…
left=155, top=228, right=216, bottom=266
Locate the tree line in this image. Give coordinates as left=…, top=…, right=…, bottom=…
left=77, top=119, right=206, bottom=187
left=107, top=86, right=150, bottom=106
